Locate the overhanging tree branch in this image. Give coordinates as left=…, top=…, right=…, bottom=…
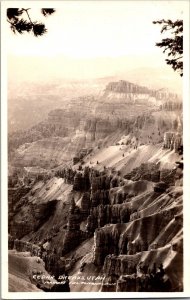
left=153, top=19, right=183, bottom=76
left=7, top=8, right=55, bottom=37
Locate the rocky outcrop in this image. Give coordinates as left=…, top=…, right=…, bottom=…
left=80, top=192, right=91, bottom=217
left=105, top=81, right=179, bottom=103
left=160, top=101, right=182, bottom=111
left=163, top=132, right=182, bottom=152
left=8, top=235, right=69, bottom=290
left=73, top=148, right=93, bottom=165
left=93, top=204, right=182, bottom=266
left=8, top=235, right=41, bottom=255
left=93, top=225, right=122, bottom=265
left=57, top=166, right=91, bottom=191
left=55, top=167, right=76, bottom=184
left=73, top=172, right=84, bottom=191
left=174, top=134, right=183, bottom=153
left=62, top=197, right=88, bottom=255
left=90, top=190, right=110, bottom=208
left=48, top=110, right=132, bottom=150
left=91, top=173, right=112, bottom=192
left=62, top=230, right=83, bottom=255
left=44, top=252, right=66, bottom=280
left=124, top=162, right=177, bottom=186
left=124, top=162, right=161, bottom=182
left=101, top=245, right=181, bottom=292
left=86, top=203, right=130, bottom=233
left=103, top=254, right=139, bottom=277
left=116, top=274, right=137, bottom=292
left=106, top=80, right=150, bottom=94
left=115, top=271, right=171, bottom=292
left=67, top=198, right=81, bottom=230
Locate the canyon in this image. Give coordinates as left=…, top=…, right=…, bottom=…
left=8, top=79, right=183, bottom=293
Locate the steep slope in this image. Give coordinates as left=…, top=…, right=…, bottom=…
left=8, top=79, right=183, bottom=292
left=67, top=183, right=183, bottom=292
left=82, top=144, right=180, bottom=175
left=10, top=104, right=181, bottom=169
left=8, top=145, right=183, bottom=292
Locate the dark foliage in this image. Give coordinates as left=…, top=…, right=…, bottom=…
left=33, top=22, right=47, bottom=36
left=7, top=8, right=55, bottom=36
left=7, top=8, right=23, bottom=20
left=153, top=19, right=183, bottom=76
left=41, top=9, right=55, bottom=17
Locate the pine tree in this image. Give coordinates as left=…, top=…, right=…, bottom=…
left=7, top=8, right=55, bottom=36
left=153, top=19, right=183, bottom=76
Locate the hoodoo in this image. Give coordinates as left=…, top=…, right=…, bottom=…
left=8, top=78, right=183, bottom=293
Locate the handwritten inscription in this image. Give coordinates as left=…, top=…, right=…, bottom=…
left=32, top=274, right=116, bottom=286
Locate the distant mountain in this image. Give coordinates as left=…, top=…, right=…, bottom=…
left=8, top=70, right=182, bottom=133
left=119, top=67, right=182, bottom=95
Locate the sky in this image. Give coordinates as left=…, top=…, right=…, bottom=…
left=3, top=0, right=188, bottom=82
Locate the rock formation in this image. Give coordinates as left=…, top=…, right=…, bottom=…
left=163, top=131, right=182, bottom=152
left=8, top=78, right=183, bottom=292
left=106, top=80, right=150, bottom=94
left=62, top=197, right=88, bottom=255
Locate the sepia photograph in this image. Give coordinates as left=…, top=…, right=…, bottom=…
left=1, top=0, right=190, bottom=298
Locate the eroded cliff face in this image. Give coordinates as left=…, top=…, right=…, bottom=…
left=105, top=80, right=180, bottom=101
left=163, top=132, right=182, bottom=152
left=10, top=81, right=181, bottom=167
left=8, top=79, right=183, bottom=292
left=93, top=199, right=182, bottom=264
left=8, top=148, right=183, bottom=291
left=70, top=157, right=182, bottom=291
left=9, top=113, right=181, bottom=171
